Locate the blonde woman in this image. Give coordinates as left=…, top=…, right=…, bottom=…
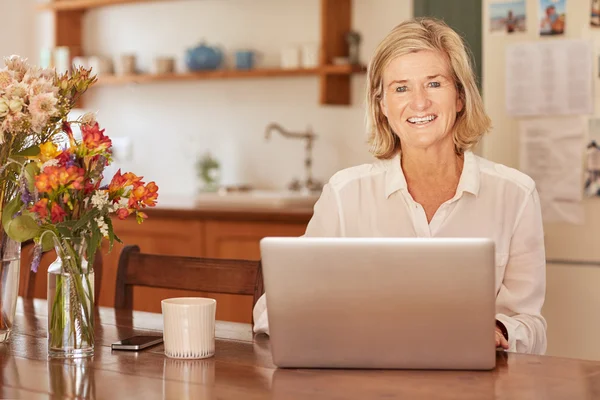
left=253, top=18, right=547, bottom=355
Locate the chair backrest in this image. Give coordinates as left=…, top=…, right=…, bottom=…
left=20, top=241, right=103, bottom=304
left=114, top=245, right=264, bottom=314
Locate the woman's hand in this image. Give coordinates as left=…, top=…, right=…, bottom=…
left=496, top=327, right=509, bottom=350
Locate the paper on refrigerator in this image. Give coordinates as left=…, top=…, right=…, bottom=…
left=518, top=118, right=585, bottom=224
left=506, top=39, right=593, bottom=117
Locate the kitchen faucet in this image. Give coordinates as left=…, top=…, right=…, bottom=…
left=264, top=122, right=322, bottom=192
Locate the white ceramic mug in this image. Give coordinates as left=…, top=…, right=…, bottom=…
left=161, top=297, right=216, bottom=359
left=280, top=46, right=300, bottom=69
left=301, top=43, right=320, bottom=68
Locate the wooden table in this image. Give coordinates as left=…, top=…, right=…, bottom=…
left=2, top=299, right=600, bottom=399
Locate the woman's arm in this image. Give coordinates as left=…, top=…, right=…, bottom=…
left=495, top=188, right=547, bottom=354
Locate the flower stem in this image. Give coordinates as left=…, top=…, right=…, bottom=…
left=49, top=237, right=94, bottom=352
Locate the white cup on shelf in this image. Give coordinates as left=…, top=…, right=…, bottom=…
left=161, top=297, right=216, bottom=359
left=301, top=43, right=320, bottom=68
left=280, top=46, right=300, bottom=69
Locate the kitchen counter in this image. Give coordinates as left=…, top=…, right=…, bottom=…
left=147, top=195, right=315, bottom=223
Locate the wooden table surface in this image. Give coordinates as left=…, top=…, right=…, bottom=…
left=2, top=298, right=600, bottom=399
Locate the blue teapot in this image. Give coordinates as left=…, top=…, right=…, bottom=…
left=185, top=41, right=223, bottom=71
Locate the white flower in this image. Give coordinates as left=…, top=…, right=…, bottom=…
left=95, top=216, right=109, bottom=238
left=0, top=98, right=9, bottom=117
left=8, top=98, right=23, bottom=113
left=91, top=191, right=109, bottom=210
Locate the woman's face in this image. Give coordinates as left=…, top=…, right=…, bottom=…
left=379, top=50, right=463, bottom=154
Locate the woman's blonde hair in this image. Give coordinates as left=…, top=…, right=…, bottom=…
left=366, top=17, right=491, bottom=159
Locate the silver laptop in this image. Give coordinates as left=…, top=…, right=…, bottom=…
left=259, top=237, right=496, bottom=370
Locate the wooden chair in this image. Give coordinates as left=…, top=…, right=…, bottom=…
left=19, top=240, right=103, bottom=304
left=114, top=245, right=264, bottom=320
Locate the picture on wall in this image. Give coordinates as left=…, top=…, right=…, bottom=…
left=489, top=0, right=527, bottom=34
left=592, top=0, right=600, bottom=26
left=584, top=119, right=600, bottom=197
left=539, top=0, right=566, bottom=35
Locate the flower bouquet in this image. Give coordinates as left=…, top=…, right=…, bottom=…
left=0, top=55, right=94, bottom=342
left=0, top=56, right=159, bottom=357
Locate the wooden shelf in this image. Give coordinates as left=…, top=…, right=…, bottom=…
left=321, top=64, right=367, bottom=75
left=37, top=0, right=165, bottom=11
left=43, top=0, right=359, bottom=105
left=93, top=65, right=365, bottom=86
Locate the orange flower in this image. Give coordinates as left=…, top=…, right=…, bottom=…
left=60, top=166, right=85, bottom=190
left=108, top=169, right=127, bottom=193
left=35, top=165, right=85, bottom=193
left=82, top=122, right=111, bottom=153
left=30, top=199, right=49, bottom=219
left=35, top=167, right=60, bottom=193
left=50, top=202, right=67, bottom=223
left=123, top=172, right=142, bottom=187
left=143, top=182, right=159, bottom=207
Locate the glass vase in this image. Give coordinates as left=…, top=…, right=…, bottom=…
left=47, top=236, right=95, bottom=358
left=0, top=236, right=21, bottom=343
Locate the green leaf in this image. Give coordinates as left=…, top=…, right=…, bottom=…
left=6, top=214, right=40, bottom=243
left=2, top=197, right=24, bottom=233
left=13, top=145, right=40, bottom=157
left=72, top=209, right=99, bottom=232
left=86, top=220, right=102, bottom=265
left=56, top=226, right=72, bottom=238
left=40, top=230, right=55, bottom=252
left=24, top=162, right=40, bottom=193
left=104, top=217, right=119, bottom=252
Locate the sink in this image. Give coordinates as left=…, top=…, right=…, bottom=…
left=194, top=190, right=320, bottom=209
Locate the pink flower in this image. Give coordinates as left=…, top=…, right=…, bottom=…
left=4, top=55, right=29, bottom=80
left=4, top=82, right=28, bottom=99
left=116, top=208, right=130, bottom=220
left=1, top=111, right=26, bottom=134
left=0, top=70, right=14, bottom=90
left=29, top=93, right=58, bottom=119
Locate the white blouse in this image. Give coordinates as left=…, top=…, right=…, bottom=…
left=253, top=151, right=547, bottom=355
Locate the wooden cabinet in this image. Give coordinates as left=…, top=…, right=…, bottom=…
left=93, top=208, right=312, bottom=322
left=38, top=0, right=365, bottom=106
left=204, top=220, right=307, bottom=260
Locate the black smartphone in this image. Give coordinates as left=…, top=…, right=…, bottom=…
left=111, top=335, right=163, bottom=351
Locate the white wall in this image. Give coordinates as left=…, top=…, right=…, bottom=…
left=0, top=0, right=35, bottom=61
left=73, top=0, right=412, bottom=195
left=482, top=0, right=600, bottom=360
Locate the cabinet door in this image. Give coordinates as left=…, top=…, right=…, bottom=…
left=201, top=220, right=307, bottom=322
left=204, top=220, right=307, bottom=260
left=100, top=217, right=205, bottom=310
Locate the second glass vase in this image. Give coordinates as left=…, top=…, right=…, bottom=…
left=47, top=236, right=95, bottom=358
